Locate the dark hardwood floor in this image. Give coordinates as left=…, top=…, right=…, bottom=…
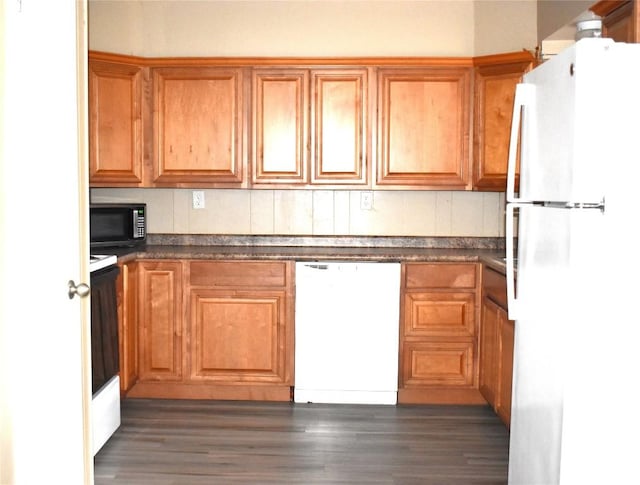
left=94, top=399, right=509, bottom=485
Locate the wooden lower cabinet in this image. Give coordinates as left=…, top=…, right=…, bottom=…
left=497, top=315, right=514, bottom=426
left=189, top=289, right=290, bottom=384
left=116, top=260, right=138, bottom=394
left=479, top=266, right=514, bottom=427
left=127, top=259, right=294, bottom=401
left=398, top=263, right=484, bottom=404
left=136, top=261, right=184, bottom=382
left=479, top=298, right=501, bottom=406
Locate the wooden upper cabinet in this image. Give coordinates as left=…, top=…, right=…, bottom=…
left=88, top=52, right=543, bottom=191
left=592, top=0, right=640, bottom=42
left=252, top=67, right=368, bottom=186
left=473, top=52, right=534, bottom=191
left=88, top=58, right=144, bottom=186
left=152, top=67, right=245, bottom=186
left=311, top=69, right=368, bottom=185
left=252, top=69, right=309, bottom=184
left=376, top=67, right=472, bottom=189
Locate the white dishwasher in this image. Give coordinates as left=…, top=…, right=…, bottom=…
left=294, top=261, right=401, bottom=405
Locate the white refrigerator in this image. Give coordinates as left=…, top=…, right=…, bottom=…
left=505, top=38, right=640, bottom=484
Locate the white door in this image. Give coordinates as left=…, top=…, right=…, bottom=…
left=0, top=2, right=92, bottom=484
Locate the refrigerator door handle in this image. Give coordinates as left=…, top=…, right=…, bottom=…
left=506, top=83, right=535, bottom=204
left=505, top=202, right=522, bottom=321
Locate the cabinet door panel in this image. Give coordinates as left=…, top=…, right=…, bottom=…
left=473, top=54, right=532, bottom=190
left=138, top=261, right=183, bottom=381
left=190, top=290, right=288, bottom=383
left=153, top=68, right=243, bottom=184
left=402, top=341, right=475, bottom=387
left=311, top=70, right=368, bottom=184
left=479, top=296, right=500, bottom=406
left=497, top=316, right=514, bottom=427
left=117, top=262, right=138, bottom=393
left=404, top=292, right=475, bottom=338
left=377, top=68, right=471, bottom=188
left=89, top=60, right=143, bottom=185
left=252, top=70, right=308, bottom=183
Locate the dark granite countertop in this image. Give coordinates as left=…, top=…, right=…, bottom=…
left=109, top=235, right=508, bottom=274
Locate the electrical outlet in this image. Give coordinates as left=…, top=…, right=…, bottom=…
left=360, top=191, right=373, bottom=210
left=192, top=191, right=205, bottom=209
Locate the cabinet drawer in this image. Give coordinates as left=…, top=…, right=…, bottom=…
left=404, top=263, right=477, bottom=289
left=402, top=341, right=475, bottom=387
left=404, top=292, right=476, bottom=337
left=482, top=266, right=507, bottom=309
left=189, top=261, right=288, bottom=288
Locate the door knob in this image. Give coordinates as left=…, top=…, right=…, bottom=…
left=68, top=280, right=90, bottom=299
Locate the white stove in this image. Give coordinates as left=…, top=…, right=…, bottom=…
left=89, top=254, right=117, bottom=273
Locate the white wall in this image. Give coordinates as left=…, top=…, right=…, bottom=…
left=87, top=0, right=540, bottom=237
left=88, top=0, right=475, bottom=57
left=537, top=0, right=593, bottom=42
left=474, top=0, right=537, bottom=56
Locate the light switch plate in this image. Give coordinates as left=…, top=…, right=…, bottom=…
left=192, top=190, right=205, bottom=209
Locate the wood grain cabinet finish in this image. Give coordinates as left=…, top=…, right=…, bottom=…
left=252, top=68, right=368, bottom=186
left=478, top=296, right=501, bottom=406
left=252, top=69, right=309, bottom=184
left=128, top=260, right=294, bottom=401
left=497, top=314, right=514, bottom=426
left=136, top=261, right=184, bottom=382
left=116, top=261, right=138, bottom=395
left=152, top=67, right=245, bottom=186
left=399, top=262, right=484, bottom=404
left=403, top=292, right=476, bottom=338
left=88, top=58, right=144, bottom=186
left=188, top=261, right=293, bottom=390
left=592, top=0, right=640, bottom=42
left=189, top=289, right=288, bottom=383
left=88, top=51, right=542, bottom=191
left=311, top=69, right=368, bottom=185
left=376, top=67, right=471, bottom=189
left=402, top=341, right=476, bottom=387
left=479, top=265, right=514, bottom=428
left=473, top=52, right=534, bottom=191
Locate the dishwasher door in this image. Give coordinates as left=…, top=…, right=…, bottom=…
left=294, top=262, right=401, bottom=404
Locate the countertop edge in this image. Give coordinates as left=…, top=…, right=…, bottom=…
left=113, top=245, right=508, bottom=271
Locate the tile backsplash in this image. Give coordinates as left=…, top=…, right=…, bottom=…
left=91, top=188, right=506, bottom=237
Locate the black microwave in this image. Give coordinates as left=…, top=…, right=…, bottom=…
left=90, top=203, right=147, bottom=248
